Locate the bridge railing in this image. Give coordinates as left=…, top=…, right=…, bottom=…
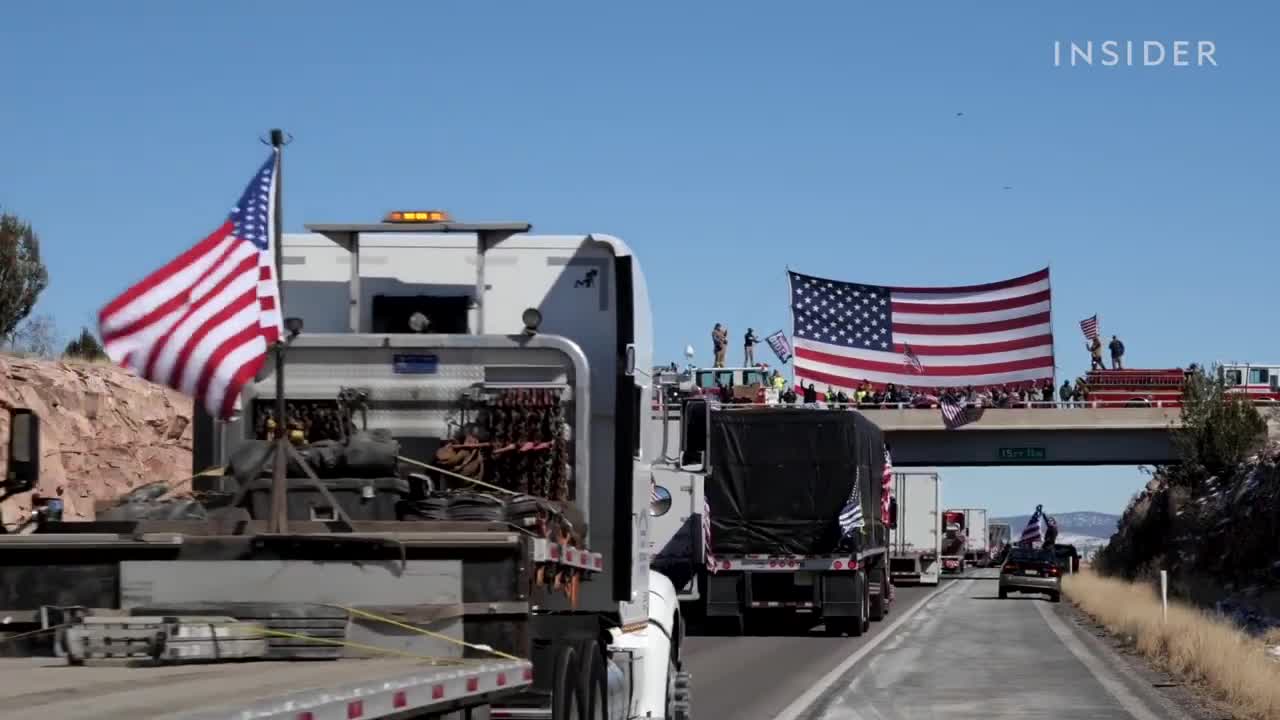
left=652, top=398, right=1277, bottom=415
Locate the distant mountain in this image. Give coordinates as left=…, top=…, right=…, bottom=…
left=990, top=511, right=1120, bottom=539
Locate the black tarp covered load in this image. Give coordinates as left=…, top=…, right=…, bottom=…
left=705, top=407, right=884, bottom=556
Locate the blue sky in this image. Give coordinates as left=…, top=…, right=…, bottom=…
left=2, top=1, right=1276, bottom=517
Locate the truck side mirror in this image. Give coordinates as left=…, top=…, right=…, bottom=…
left=888, top=497, right=898, bottom=529
left=624, top=344, right=637, bottom=376
left=5, top=408, right=39, bottom=495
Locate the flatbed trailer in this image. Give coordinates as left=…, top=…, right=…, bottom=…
left=0, top=211, right=691, bottom=719
left=0, top=656, right=529, bottom=720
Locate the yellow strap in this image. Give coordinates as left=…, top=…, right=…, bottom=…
left=338, top=605, right=521, bottom=662
left=259, top=628, right=467, bottom=665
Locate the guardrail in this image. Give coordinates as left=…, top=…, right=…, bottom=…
left=652, top=398, right=1277, bottom=413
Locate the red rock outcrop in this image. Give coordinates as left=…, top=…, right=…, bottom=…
left=0, top=354, right=193, bottom=526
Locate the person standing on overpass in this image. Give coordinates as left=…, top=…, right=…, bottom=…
left=1109, top=335, right=1125, bottom=369
left=1088, top=335, right=1105, bottom=370
left=711, top=323, right=727, bottom=368
left=743, top=327, right=758, bottom=366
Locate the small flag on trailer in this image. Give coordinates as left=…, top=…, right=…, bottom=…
left=1079, top=315, right=1099, bottom=341
left=880, top=445, right=894, bottom=524
left=838, top=467, right=865, bottom=537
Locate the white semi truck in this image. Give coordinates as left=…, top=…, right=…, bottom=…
left=951, top=508, right=991, bottom=568
left=0, top=213, right=690, bottom=719
left=888, top=470, right=941, bottom=586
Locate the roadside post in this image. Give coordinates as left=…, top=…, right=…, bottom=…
left=1160, top=570, right=1169, bottom=624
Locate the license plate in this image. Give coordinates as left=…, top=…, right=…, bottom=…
left=1024, top=569, right=1038, bottom=576
left=393, top=353, right=439, bottom=374
left=794, top=572, right=815, bottom=586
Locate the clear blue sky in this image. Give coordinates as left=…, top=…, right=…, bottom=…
left=2, top=1, right=1276, bottom=517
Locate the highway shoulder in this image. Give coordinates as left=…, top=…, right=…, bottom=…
left=1042, top=598, right=1229, bottom=720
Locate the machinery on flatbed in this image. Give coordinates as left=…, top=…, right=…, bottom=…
left=648, top=400, right=890, bottom=636
left=0, top=214, right=689, bottom=719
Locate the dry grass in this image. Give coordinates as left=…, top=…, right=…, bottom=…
left=1064, top=570, right=1280, bottom=719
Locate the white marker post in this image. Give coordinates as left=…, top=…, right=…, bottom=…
left=1160, top=570, right=1168, bottom=624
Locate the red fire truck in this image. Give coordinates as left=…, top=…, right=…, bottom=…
left=1082, top=363, right=1280, bottom=406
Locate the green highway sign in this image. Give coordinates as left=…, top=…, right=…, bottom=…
left=998, top=447, right=1047, bottom=461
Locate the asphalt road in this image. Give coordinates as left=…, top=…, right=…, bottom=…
left=682, top=584, right=938, bottom=720
left=807, top=572, right=1192, bottom=719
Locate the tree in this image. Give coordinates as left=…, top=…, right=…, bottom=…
left=64, top=326, right=106, bottom=361
left=10, top=313, right=57, bottom=358
left=0, top=210, right=49, bottom=343
left=1173, top=364, right=1268, bottom=483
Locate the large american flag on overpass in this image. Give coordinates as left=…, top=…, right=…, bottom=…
left=789, top=268, right=1054, bottom=391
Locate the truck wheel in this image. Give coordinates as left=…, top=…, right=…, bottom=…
left=860, top=570, right=871, bottom=635
left=551, top=644, right=586, bottom=720
left=869, top=568, right=887, bottom=622
left=573, top=639, right=607, bottom=720
left=667, top=662, right=692, bottom=720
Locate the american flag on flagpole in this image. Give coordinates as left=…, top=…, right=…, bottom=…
left=1019, top=504, right=1044, bottom=546
left=788, top=268, right=1054, bottom=391
left=1079, top=315, right=1098, bottom=341
left=98, top=154, right=284, bottom=420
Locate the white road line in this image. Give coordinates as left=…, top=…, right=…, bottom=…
left=1035, top=599, right=1186, bottom=720
left=771, top=582, right=958, bottom=720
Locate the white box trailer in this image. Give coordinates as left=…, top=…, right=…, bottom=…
left=953, top=508, right=990, bottom=567
left=889, top=470, right=941, bottom=586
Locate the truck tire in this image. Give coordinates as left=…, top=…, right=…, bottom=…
left=869, top=588, right=885, bottom=621
left=552, top=644, right=586, bottom=720
left=860, top=569, right=871, bottom=635
left=573, top=639, right=608, bottom=720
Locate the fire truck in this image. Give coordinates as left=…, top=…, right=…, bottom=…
left=1082, top=363, right=1280, bottom=406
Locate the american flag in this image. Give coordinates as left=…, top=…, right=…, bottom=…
left=703, top=498, right=718, bottom=574
left=1080, top=315, right=1099, bottom=341
left=98, top=154, right=283, bottom=420
left=1019, top=504, right=1044, bottom=546
left=838, top=467, right=865, bottom=537
left=940, top=396, right=980, bottom=429
left=902, top=344, right=924, bottom=374
left=789, top=268, right=1054, bottom=391
left=880, top=445, right=893, bottom=524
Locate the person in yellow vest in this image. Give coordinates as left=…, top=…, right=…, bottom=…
left=771, top=370, right=786, bottom=391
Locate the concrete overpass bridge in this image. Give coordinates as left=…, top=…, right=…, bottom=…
left=654, top=399, right=1277, bottom=467
left=859, top=404, right=1183, bottom=466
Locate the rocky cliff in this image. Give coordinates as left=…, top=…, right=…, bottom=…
left=0, top=354, right=193, bottom=526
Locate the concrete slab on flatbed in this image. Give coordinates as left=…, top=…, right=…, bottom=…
left=0, top=656, right=499, bottom=720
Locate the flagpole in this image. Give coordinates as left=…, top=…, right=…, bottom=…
left=268, top=128, right=289, bottom=534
